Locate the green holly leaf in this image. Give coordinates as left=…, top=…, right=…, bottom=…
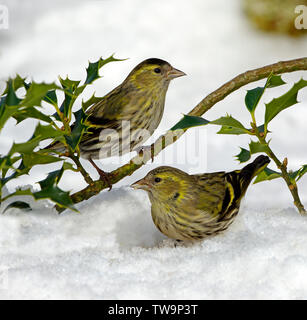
left=59, top=77, right=80, bottom=91
left=235, top=147, right=251, bottom=163
left=171, top=115, right=210, bottom=131
left=34, top=185, right=76, bottom=211
left=8, top=123, right=64, bottom=156
left=217, top=125, right=248, bottom=135
left=13, top=107, right=52, bottom=124
left=2, top=75, right=27, bottom=95
left=43, top=90, right=58, bottom=106
left=1, top=159, right=31, bottom=186
left=0, top=104, right=20, bottom=132
left=37, top=168, right=64, bottom=189
left=245, top=87, right=265, bottom=113
left=0, top=155, right=21, bottom=179
left=245, top=74, right=286, bottom=115
left=253, top=167, right=282, bottom=184
left=35, top=167, right=76, bottom=211
left=265, top=78, right=307, bottom=125
left=3, top=201, right=32, bottom=214
left=0, top=80, right=23, bottom=131
left=266, top=74, right=286, bottom=88
left=85, top=55, right=125, bottom=85
left=211, top=115, right=250, bottom=135
left=249, top=140, right=270, bottom=155
left=64, top=109, right=89, bottom=151
left=32, top=123, right=64, bottom=141
left=295, top=165, right=307, bottom=182
left=21, top=82, right=59, bottom=107
left=22, top=152, right=63, bottom=168
left=4, top=79, right=22, bottom=106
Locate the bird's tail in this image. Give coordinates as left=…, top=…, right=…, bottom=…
left=226, top=155, right=270, bottom=204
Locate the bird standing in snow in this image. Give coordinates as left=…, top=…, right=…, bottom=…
left=131, top=155, right=270, bottom=241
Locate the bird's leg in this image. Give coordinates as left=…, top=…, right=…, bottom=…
left=88, top=157, right=112, bottom=191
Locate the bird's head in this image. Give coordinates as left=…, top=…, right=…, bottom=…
left=125, top=58, right=186, bottom=89
left=131, top=166, right=192, bottom=202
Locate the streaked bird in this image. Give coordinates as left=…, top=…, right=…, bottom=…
left=46, top=58, right=186, bottom=186
left=131, top=155, right=270, bottom=241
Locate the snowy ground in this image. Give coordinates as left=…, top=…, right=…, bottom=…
left=0, top=0, right=307, bottom=299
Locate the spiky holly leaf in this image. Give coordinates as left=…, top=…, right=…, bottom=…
left=253, top=167, right=282, bottom=184
left=64, top=109, right=89, bottom=151
left=37, top=168, right=64, bottom=189
left=1, top=159, right=31, bottom=186
left=59, top=77, right=80, bottom=91
left=265, top=78, right=307, bottom=125
left=22, top=152, right=63, bottom=168
left=4, top=79, right=22, bottom=106
left=13, top=107, right=52, bottom=124
left=266, top=74, right=286, bottom=88
left=235, top=147, right=251, bottom=163
left=245, top=87, right=265, bottom=114
left=58, top=77, right=85, bottom=118
left=0, top=80, right=23, bottom=131
left=0, top=155, right=21, bottom=180
left=43, top=90, right=58, bottom=106
left=35, top=167, right=76, bottom=211
left=2, top=75, right=27, bottom=95
left=31, top=123, right=64, bottom=141
left=34, top=185, right=76, bottom=211
left=85, top=55, right=124, bottom=85
left=171, top=115, right=210, bottom=131
left=211, top=115, right=250, bottom=135
left=249, top=140, right=270, bottom=155
left=217, top=125, right=248, bottom=135
left=2, top=201, right=32, bottom=214
left=244, top=74, right=285, bottom=115
left=8, top=123, right=64, bottom=156
left=21, top=82, right=59, bottom=108
left=295, top=165, right=307, bottom=182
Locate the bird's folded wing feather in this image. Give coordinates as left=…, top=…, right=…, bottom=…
left=193, top=172, right=233, bottom=217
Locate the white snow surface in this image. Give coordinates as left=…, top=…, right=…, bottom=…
left=0, top=0, right=307, bottom=299
left=1, top=189, right=307, bottom=299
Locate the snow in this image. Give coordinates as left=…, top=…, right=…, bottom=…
left=0, top=0, right=307, bottom=299
left=1, top=188, right=307, bottom=299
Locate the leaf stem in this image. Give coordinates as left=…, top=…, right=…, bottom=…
left=68, top=152, right=93, bottom=185
left=255, top=132, right=306, bottom=214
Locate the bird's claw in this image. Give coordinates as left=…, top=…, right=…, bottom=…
left=98, top=170, right=113, bottom=191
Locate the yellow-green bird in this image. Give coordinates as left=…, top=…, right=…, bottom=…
left=47, top=58, right=185, bottom=184
left=131, top=155, right=270, bottom=241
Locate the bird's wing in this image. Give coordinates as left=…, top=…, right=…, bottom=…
left=192, top=172, right=234, bottom=217
left=86, top=84, right=130, bottom=121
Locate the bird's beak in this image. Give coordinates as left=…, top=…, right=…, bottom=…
left=167, top=67, right=186, bottom=80
left=130, top=178, right=151, bottom=191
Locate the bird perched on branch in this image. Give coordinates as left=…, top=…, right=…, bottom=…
left=131, top=155, right=270, bottom=241
left=46, top=58, right=186, bottom=187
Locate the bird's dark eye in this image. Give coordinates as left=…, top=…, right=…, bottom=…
left=173, top=192, right=180, bottom=200
left=154, top=68, right=161, bottom=74
left=154, top=177, right=161, bottom=183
